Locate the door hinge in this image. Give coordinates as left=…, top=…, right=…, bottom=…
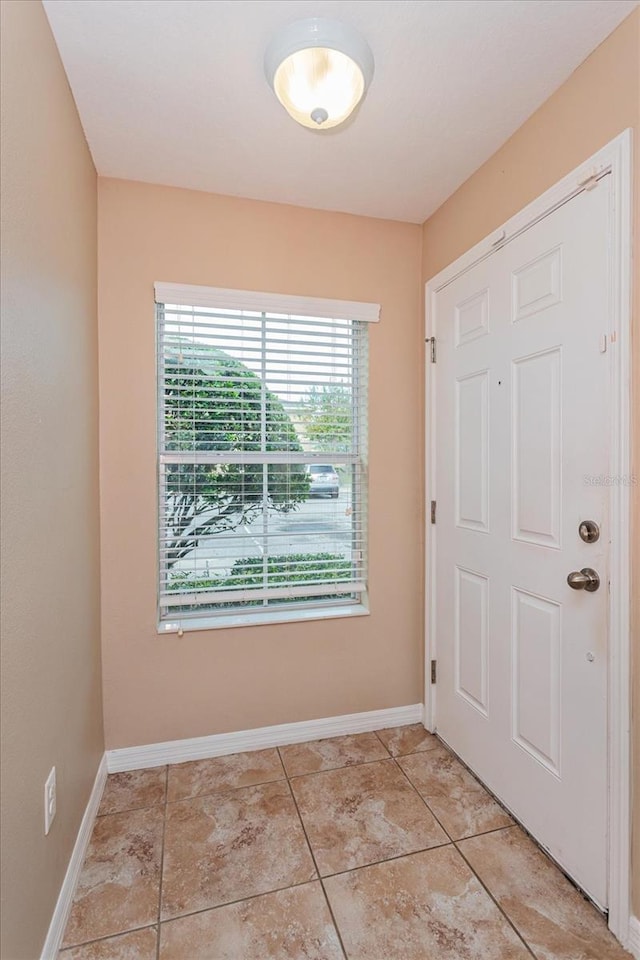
left=430, top=660, right=437, bottom=684
left=430, top=500, right=436, bottom=524
left=426, top=336, right=436, bottom=363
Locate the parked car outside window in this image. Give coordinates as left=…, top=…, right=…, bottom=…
left=307, top=464, right=340, bottom=498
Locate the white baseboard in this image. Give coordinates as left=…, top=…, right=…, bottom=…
left=106, top=703, right=424, bottom=773
left=628, top=915, right=640, bottom=959
left=40, top=754, right=107, bottom=960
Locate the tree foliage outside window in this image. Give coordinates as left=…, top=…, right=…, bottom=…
left=168, top=552, right=352, bottom=610
left=163, top=348, right=309, bottom=570
left=300, top=383, right=353, bottom=452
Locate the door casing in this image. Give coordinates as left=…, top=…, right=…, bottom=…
left=424, top=130, right=632, bottom=946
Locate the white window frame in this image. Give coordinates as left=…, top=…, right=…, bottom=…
left=155, top=282, right=379, bottom=633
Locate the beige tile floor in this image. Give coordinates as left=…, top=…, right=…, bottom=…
left=60, top=726, right=631, bottom=959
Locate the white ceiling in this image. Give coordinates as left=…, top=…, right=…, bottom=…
left=43, top=0, right=637, bottom=223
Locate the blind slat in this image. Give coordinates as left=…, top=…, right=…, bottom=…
left=160, top=451, right=363, bottom=466
left=161, top=581, right=367, bottom=607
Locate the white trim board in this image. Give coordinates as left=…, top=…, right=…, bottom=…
left=628, top=915, right=640, bottom=959
left=424, top=130, right=633, bottom=945
left=153, top=281, right=380, bottom=322
left=106, top=703, right=423, bottom=772
left=40, top=754, right=107, bottom=960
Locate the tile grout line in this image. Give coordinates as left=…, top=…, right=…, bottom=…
left=155, top=765, right=170, bottom=960
left=166, top=773, right=289, bottom=805
left=318, top=879, right=349, bottom=960
left=453, top=836, right=537, bottom=959
left=284, top=752, right=394, bottom=782
left=96, top=801, right=161, bottom=818
left=373, top=728, right=441, bottom=760
left=372, top=728, right=388, bottom=750
left=390, top=755, right=456, bottom=843
left=277, top=747, right=350, bottom=960
left=392, top=756, right=536, bottom=958
left=455, top=823, right=519, bottom=841
left=391, top=756, right=518, bottom=845
left=158, top=877, right=324, bottom=927
left=392, top=742, right=514, bottom=831
left=59, top=923, right=159, bottom=954
left=318, top=840, right=454, bottom=881
left=277, top=748, right=321, bottom=880
left=436, top=734, right=518, bottom=820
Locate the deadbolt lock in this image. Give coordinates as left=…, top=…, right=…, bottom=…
left=578, top=520, right=600, bottom=543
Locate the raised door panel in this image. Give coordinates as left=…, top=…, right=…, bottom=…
left=512, top=348, right=561, bottom=548
left=511, top=587, right=561, bottom=777
left=455, top=289, right=489, bottom=346
left=455, top=566, right=489, bottom=717
left=512, top=246, right=562, bottom=323
left=456, top=370, right=489, bottom=532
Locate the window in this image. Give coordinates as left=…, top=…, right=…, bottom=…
left=155, top=283, right=378, bottom=632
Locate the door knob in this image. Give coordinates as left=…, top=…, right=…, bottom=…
left=567, top=568, right=600, bottom=592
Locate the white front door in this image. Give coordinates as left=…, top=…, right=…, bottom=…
left=432, top=177, right=611, bottom=908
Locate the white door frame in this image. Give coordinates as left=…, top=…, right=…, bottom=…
left=424, top=130, right=633, bottom=945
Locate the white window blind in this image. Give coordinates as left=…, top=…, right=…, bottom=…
left=155, top=283, right=374, bottom=629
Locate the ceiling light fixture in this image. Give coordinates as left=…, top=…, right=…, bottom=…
left=264, top=18, right=374, bottom=131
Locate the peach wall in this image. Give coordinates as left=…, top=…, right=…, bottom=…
left=0, top=2, right=103, bottom=957
left=421, top=8, right=640, bottom=916
left=98, top=179, right=423, bottom=749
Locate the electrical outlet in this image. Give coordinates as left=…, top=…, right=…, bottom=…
left=44, top=767, right=56, bottom=835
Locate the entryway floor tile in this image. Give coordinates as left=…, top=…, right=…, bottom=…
left=158, top=882, right=344, bottom=959
left=459, top=826, right=632, bottom=960
left=97, top=767, right=167, bottom=816
left=290, top=758, right=449, bottom=875
left=279, top=731, right=389, bottom=777
left=59, top=926, right=157, bottom=959
left=399, top=741, right=514, bottom=839
left=324, top=845, right=531, bottom=959
left=61, top=733, right=630, bottom=959
left=62, top=808, right=163, bottom=947
left=166, top=747, right=285, bottom=802
left=160, top=780, right=316, bottom=920
left=376, top=722, right=440, bottom=757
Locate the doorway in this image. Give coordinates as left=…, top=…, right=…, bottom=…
left=425, top=132, right=632, bottom=940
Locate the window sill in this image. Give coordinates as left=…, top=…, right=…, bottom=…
left=158, top=598, right=370, bottom=635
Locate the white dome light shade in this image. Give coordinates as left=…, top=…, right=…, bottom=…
left=274, top=48, right=365, bottom=130
left=265, top=19, right=374, bottom=130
